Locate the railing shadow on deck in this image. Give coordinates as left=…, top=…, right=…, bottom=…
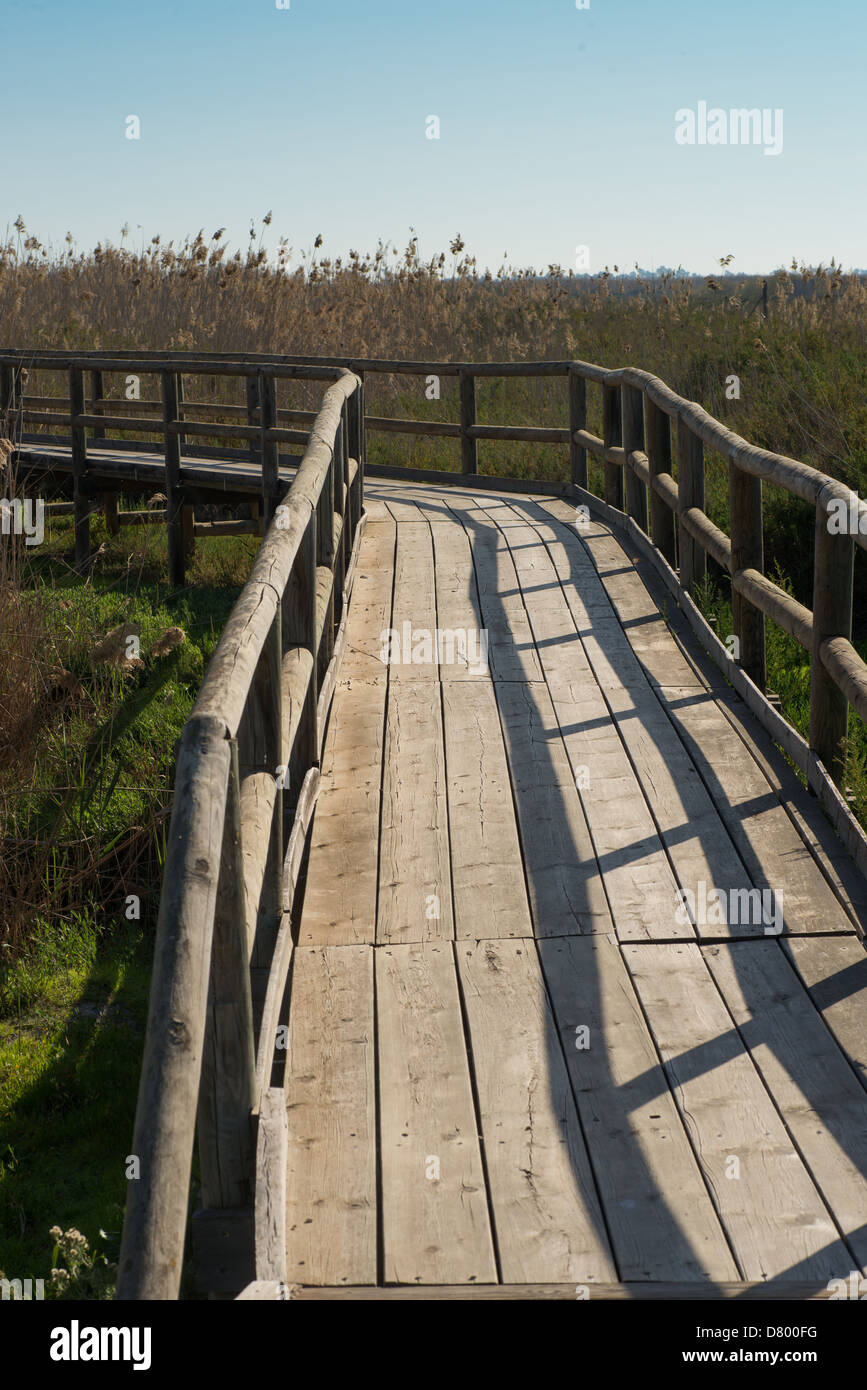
left=405, top=484, right=867, bottom=1293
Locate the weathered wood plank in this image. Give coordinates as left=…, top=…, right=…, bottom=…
left=284, top=945, right=377, bottom=1286
left=442, top=682, right=533, bottom=939
left=378, top=681, right=454, bottom=943
left=377, top=943, right=496, bottom=1284
left=255, top=1086, right=289, bottom=1282
left=457, top=938, right=616, bottom=1283
left=783, top=936, right=867, bottom=1090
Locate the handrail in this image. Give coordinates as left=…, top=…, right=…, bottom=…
left=107, top=366, right=364, bottom=1299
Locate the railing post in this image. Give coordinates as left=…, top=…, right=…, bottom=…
left=459, top=369, right=477, bottom=475
left=161, top=369, right=186, bottom=587
left=347, top=372, right=364, bottom=526
left=810, top=489, right=854, bottom=784
left=259, top=371, right=280, bottom=529
left=69, top=365, right=90, bottom=570
left=196, top=739, right=257, bottom=1212
left=568, top=368, right=587, bottom=489
left=284, top=515, right=318, bottom=791
left=602, top=382, right=623, bottom=509
left=729, top=463, right=766, bottom=690
left=177, top=372, right=195, bottom=559
left=237, top=604, right=284, bottom=970
left=622, top=383, right=648, bottom=532
left=0, top=364, right=13, bottom=438
left=645, top=397, right=676, bottom=566
left=676, top=416, right=705, bottom=595
left=89, top=368, right=105, bottom=441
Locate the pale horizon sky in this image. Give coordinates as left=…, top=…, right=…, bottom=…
left=1, top=0, right=864, bottom=275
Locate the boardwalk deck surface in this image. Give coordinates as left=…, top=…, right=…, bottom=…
left=281, top=475, right=867, bottom=1296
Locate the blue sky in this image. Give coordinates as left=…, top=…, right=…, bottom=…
left=1, top=0, right=864, bottom=273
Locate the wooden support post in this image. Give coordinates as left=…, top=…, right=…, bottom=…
left=602, top=382, right=623, bottom=509
left=348, top=373, right=364, bottom=525
left=284, top=519, right=318, bottom=792
left=645, top=397, right=676, bottom=567
left=676, top=417, right=706, bottom=595
left=0, top=364, right=12, bottom=436
left=246, top=374, right=259, bottom=469
left=459, top=369, right=477, bottom=475
left=69, top=366, right=90, bottom=570
left=258, top=373, right=279, bottom=529
left=729, top=463, right=766, bottom=690
left=333, top=414, right=347, bottom=621
left=161, top=369, right=186, bottom=587
left=810, top=492, right=854, bottom=784
left=176, top=372, right=195, bottom=558
left=197, top=739, right=257, bottom=1212
left=90, top=369, right=105, bottom=441
left=103, top=492, right=120, bottom=537
left=622, top=383, right=648, bottom=532
left=238, top=606, right=283, bottom=971
left=568, top=368, right=587, bottom=489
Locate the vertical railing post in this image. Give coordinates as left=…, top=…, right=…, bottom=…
left=69, top=365, right=90, bottom=570
left=246, top=373, right=261, bottom=535
left=568, top=367, right=587, bottom=489
left=284, top=514, right=319, bottom=790
left=347, top=373, right=364, bottom=528
left=729, top=463, right=766, bottom=690
left=90, top=368, right=105, bottom=441
left=177, top=372, right=195, bottom=559
left=161, top=369, right=185, bottom=587
left=645, top=396, right=676, bottom=567
left=196, top=739, right=257, bottom=1212
left=0, top=363, right=13, bottom=438
left=602, top=381, right=623, bottom=509
left=459, top=368, right=477, bottom=475
left=332, top=413, right=347, bottom=623
left=676, top=416, right=706, bottom=595
left=258, top=371, right=279, bottom=529
left=810, top=488, right=854, bottom=784
left=622, top=383, right=648, bottom=532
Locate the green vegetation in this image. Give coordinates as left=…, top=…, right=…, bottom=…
left=1, top=219, right=864, bottom=1294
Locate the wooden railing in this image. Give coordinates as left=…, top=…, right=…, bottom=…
left=12, top=347, right=861, bottom=788
left=71, top=363, right=366, bottom=1299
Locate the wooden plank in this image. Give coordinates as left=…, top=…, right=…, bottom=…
left=289, top=1279, right=839, bottom=1300
left=701, top=940, right=867, bottom=1273
left=300, top=679, right=385, bottom=946
left=540, top=936, right=740, bottom=1281
left=430, top=520, right=489, bottom=679
left=378, top=681, right=454, bottom=943
left=255, top=1086, right=289, bottom=1282
left=284, top=945, right=376, bottom=1286
left=336, top=518, right=394, bottom=682
left=624, top=940, right=849, bottom=1281
left=783, top=937, right=867, bottom=1090
left=388, top=520, right=438, bottom=682
left=442, top=682, right=533, bottom=939
left=457, top=939, right=616, bottom=1283
left=377, top=943, right=496, bottom=1284
left=495, top=681, right=611, bottom=936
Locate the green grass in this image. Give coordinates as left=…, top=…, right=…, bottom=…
left=0, top=501, right=257, bottom=1293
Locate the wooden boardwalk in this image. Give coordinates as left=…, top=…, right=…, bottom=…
left=284, top=475, right=867, bottom=1294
